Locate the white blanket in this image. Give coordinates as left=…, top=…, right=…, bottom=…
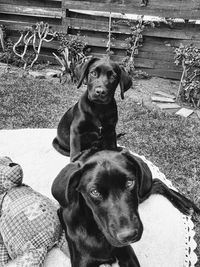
left=0, top=129, right=197, bottom=267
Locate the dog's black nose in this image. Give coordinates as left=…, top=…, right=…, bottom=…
left=116, top=229, right=138, bottom=243
left=95, top=87, right=106, bottom=96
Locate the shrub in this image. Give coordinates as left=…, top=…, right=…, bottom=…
left=175, top=44, right=200, bottom=108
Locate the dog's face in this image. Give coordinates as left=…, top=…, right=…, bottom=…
left=87, top=59, right=120, bottom=104
left=53, top=149, right=153, bottom=248
left=77, top=152, right=143, bottom=247
left=77, top=57, right=132, bottom=103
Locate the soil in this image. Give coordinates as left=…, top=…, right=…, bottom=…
left=127, top=77, right=178, bottom=107
left=126, top=76, right=200, bottom=120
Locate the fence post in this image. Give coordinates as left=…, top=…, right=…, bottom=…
left=62, top=0, right=69, bottom=33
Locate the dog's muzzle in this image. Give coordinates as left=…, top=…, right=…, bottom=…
left=89, top=88, right=111, bottom=104
left=116, top=228, right=140, bottom=244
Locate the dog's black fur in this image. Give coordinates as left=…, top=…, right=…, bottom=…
left=52, top=57, right=132, bottom=160
left=52, top=148, right=200, bottom=267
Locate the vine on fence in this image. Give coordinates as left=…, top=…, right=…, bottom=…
left=113, top=16, right=155, bottom=76
left=105, top=12, right=115, bottom=58
left=175, top=44, right=200, bottom=108
left=0, top=25, right=5, bottom=52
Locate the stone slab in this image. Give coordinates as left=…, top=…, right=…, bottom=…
left=151, top=96, right=175, bottom=103
left=153, top=91, right=176, bottom=99
left=195, top=110, right=200, bottom=119
left=175, top=108, right=194, bottom=118
left=156, top=103, right=181, bottom=109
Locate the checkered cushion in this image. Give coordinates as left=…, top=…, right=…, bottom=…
left=0, top=233, right=10, bottom=266
left=0, top=186, right=62, bottom=263
left=16, top=247, right=48, bottom=267
left=0, top=157, right=23, bottom=194
left=0, top=157, right=65, bottom=266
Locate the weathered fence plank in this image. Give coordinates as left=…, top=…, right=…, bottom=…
left=0, top=0, right=61, bottom=7
left=2, top=20, right=62, bottom=32
left=0, top=4, right=62, bottom=18
left=65, top=12, right=200, bottom=40
left=0, top=14, right=62, bottom=28
left=62, top=0, right=200, bottom=20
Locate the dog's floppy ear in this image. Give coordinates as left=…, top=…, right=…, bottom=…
left=77, top=57, right=100, bottom=88
left=121, top=149, right=152, bottom=200
left=51, top=161, right=82, bottom=206
left=119, top=67, right=132, bottom=99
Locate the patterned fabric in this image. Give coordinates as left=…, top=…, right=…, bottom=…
left=0, top=157, right=64, bottom=266
left=16, top=247, right=47, bottom=267
left=0, top=157, right=23, bottom=194
left=0, top=232, right=10, bottom=266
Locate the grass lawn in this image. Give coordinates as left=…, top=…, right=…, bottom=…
left=1, top=71, right=200, bottom=264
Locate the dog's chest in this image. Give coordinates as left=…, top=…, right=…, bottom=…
left=78, top=234, right=114, bottom=262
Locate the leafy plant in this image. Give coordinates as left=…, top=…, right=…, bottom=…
left=53, top=32, right=89, bottom=82
left=0, top=25, right=21, bottom=66
left=13, top=22, right=56, bottom=69
left=175, top=43, right=200, bottom=107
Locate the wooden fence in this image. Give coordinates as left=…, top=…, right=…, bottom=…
left=1, top=0, right=200, bottom=79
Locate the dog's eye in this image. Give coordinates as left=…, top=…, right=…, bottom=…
left=126, top=180, right=135, bottom=189
left=90, top=188, right=101, bottom=198
left=90, top=70, right=98, bottom=77
left=110, top=75, right=116, bottom=82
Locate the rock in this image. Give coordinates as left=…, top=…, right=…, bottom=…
left=28, top=69, right=62, bottom=79
left=0, top=62, right=8, bottom=68
left=29, top=71, right=46, bottom=79
left=196, top=110, right=200, bottom=119
left=45, top=69, right=62, bottom=78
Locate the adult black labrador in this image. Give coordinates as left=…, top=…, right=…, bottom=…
left=52, top=148, right=200, bottom=267
left=52, top=57, right=132, bottom=160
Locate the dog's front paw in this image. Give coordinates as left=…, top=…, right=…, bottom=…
left=100, top=264, right=118, bottom=267
left=100, top=262, right=119, bottom=267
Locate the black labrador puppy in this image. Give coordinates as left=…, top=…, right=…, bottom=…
left=52, top=148, right=200, bottom=267
left=52, top=57, right=132, bottom=160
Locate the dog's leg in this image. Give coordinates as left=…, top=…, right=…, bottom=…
left=114, top=246, right=140, bottom=267
left=58, top=209, right=103, bottom=267
left=151, top=178, right=200, bottom=215
left=70, top=132, right=82, bottom=160
left=102, top=125, right=117, bottom=150
left=103, top=132, right=117, bottom=150
left=57, top=209, right=81, bottom=266
left=140, top=0, right=148, bottom=6
left=52, top=138, right=70, bottom=156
